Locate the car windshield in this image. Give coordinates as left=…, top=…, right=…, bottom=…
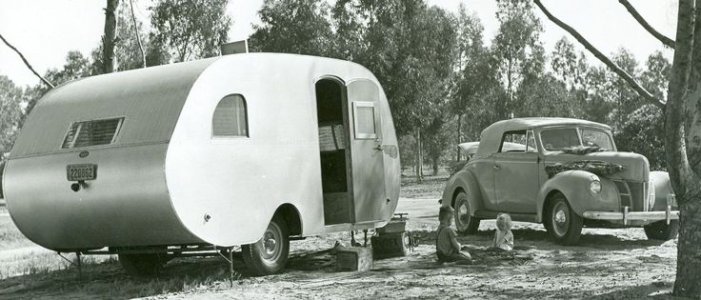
left=540, top=127, right=613, bottom=152
left=581, top=128, right=614, bottom=151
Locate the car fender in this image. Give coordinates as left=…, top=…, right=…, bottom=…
left=441, top=169, right=484, bottom=216
left=536, top=170, right=618, bottom=222
left=650, top=171, right=675, bottom=210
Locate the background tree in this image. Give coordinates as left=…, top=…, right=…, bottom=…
left=0, top=76, right=23, bottom=156
left=250, top=0, right=334, bottom=57
left=450, top=4, right=491, bottom=161
left=102, top=0, right=120, bottom=73
left=492, top=0, right=543, bottom=118
left=149, top=0, right=230, bottom=63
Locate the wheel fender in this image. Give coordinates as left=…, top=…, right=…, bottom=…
left=441, top=169, right=484, bottom=216
left=650, top=171, right=675, bottom=210
left=536, top=170, right=606, bottom=222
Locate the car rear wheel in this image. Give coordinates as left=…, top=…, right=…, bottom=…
left=119, top=253, right=167, bottom=277
left=545, top=193, right=583, bottom=245
left=454, top=191, right=480, bottom=234
left=242, top=215, right=290, bottom=276
left=644, top=220, right=679, bottom=240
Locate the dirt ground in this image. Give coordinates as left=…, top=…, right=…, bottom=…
left=0, top=177, right=681, bottom=299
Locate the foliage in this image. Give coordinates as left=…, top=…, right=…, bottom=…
left=492, top=0, right=543, bottom=118
left=0, top=76, right=23, bottom=155
left=149, top=0, right=231, bottom=63
left=614, top=104, right=666, bottom=170
left=250, top=0, right=335, bottom=57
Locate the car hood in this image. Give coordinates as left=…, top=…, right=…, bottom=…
left=544, top=151, right=649, bottom=182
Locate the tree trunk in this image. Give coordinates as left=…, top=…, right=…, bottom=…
left=664, top=0, right=701, bottom=297
left=102, top=0, right=119, bottom=74
left=674, top=200, right=701, bottom=296
left=415, top=128, right=423, bottom=183
left=129, top=0, right=146, bottom=68
left=432, top=156, right=439, bottom=175
left=456, top=114, right=462, bottom=161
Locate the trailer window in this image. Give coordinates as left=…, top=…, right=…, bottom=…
left=213, top=94, right=248, bottom=137
left=62, top=117, right=124, bottom=149
left=352, top=102, right=377, bottom=139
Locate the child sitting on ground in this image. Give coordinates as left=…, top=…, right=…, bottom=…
left=436, top=206, right=472, bottom=263
left=493, top=213, right=514, bottom=251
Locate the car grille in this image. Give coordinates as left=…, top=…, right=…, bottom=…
left=613, top=180, right=646, bottom=211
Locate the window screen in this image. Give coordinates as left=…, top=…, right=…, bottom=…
left=318, top=124, right=346, bottom=151
left=62, top=117, right=124, bottom=149
left=353, top=102, right=377, bottom=139
left=213, top=94, right=248, bottom=137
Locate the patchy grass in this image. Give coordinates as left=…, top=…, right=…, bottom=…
left=0, top=214, right=35, bottom=251
left=400, top=173, right=449, bottom=199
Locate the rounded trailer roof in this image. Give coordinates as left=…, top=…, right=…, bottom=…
left=476, top=117, right=611, bottom=157
left=10, top=53, right=375, bottom=159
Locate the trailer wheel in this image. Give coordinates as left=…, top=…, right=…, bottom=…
left=544, top=193, right=583, bottom=245
left=644, top=220, right=679, bottom=240
left=118, top=253, right=166, bottom=277
left=242, top=215, right=290, bottom=276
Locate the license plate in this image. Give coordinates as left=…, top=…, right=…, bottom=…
left=67, top=164, right=97, bottom=181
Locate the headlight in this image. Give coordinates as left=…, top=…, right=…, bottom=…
left=590, top=180, right=602, bottom=194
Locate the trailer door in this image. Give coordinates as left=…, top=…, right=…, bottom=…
left=347, top=79, right=387, bottom=223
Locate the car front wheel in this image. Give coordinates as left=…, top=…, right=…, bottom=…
left=242, top=216, right=290, bottom=276
left=454, top=191, right=480, bottom=234
left=644, top=220, right=679, bottom=240
left=545, top=193, right=583, bottom=245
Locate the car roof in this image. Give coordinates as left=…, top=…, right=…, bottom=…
left=476, top=118, right=611, bottom=157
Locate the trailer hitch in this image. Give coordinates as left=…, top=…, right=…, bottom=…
left=70, top=180, right=88, bottom=192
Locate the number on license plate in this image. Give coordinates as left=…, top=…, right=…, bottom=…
left=66, top=164, right=97, bottom=181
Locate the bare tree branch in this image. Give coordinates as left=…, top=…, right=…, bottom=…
left=618, top=0, right=675, bottom=49
left=533, top=0, right=664, bottom=108
left=0, top=32, right=54, bottom=88
left=129, top=0, right=147, bottom=68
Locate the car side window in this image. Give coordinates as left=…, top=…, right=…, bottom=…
left=499, top=131, right=528, bottom=153
left=526, top=130, right=537, bottom=152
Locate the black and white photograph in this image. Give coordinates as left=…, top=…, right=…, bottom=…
left=0, top=0, right=698, bottom=299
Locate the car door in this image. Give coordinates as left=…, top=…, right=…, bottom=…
left=494, top=130, right=541, bottom=213
left=347, top=79, right=387, bottom=223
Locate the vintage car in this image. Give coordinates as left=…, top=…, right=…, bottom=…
left=442, top=117, right=679, bottom=244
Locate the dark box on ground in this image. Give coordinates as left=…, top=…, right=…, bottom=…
left=336, top=246, right=372, bottom=272
left=372, top=231, right=408, bottom=259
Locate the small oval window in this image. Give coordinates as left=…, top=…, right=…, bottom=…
left=212, top=94, right=248, bottom=137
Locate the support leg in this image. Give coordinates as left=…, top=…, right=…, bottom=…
left=75, top=252, right=82, bottom=280
left=228, top=248, right=234, bottom=282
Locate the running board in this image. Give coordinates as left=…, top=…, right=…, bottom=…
left=474, top=210, right=538, bottom=223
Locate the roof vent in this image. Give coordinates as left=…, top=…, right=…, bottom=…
left=221, top=40, right=248, bottom=55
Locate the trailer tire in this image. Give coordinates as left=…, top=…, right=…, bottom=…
left=118, top=253, right=166, bottom=277
left=242, top=215, right=290, bottom=276
left=644, top=220, right=679, bottom=240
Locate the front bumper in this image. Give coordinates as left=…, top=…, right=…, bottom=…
left=583, top=205, right=679, bottom=226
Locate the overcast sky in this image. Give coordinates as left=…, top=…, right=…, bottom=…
left=0, top=0, right=678, bottom=87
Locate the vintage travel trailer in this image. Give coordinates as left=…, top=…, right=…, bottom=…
left=3, top=53, right=401, bottom=276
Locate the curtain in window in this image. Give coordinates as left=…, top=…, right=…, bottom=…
left=213, top=95, right=248, bottom=137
